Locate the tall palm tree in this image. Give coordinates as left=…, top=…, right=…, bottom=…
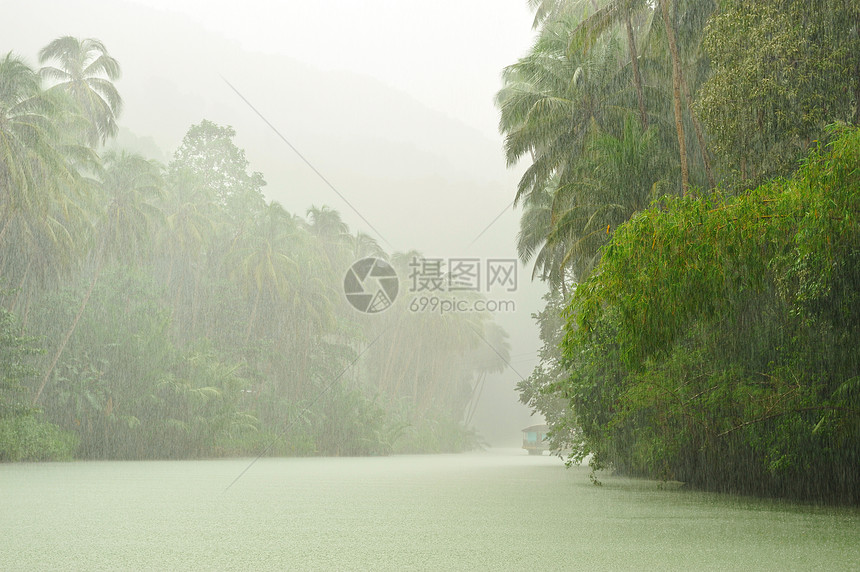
left=228, top=201, right=300, bottom=345
left=566, top=0, right=651, bottom=130
left=306, top=204, right=352, bottom=274
left=306, top=205, right=349, bottom=240
left=528, top=0, right=597, bottom=29
left=0, top=53, right=94, bottom=330
left=38, top=36, right=122, bottom=146
left=34, top=151, right=164, bottom=404
left=0, top=53, right=85, bottom=243
left=658, top=0, right=689, bottom=194
left=157, top=178, right=218, bottom=339
left=548, top=114, right=665, bottom=279
left=497, top=13, right=627, bottom=207
left=350, top=231, right=387, bottom=261
left=516, top=178, right=570, bottom=291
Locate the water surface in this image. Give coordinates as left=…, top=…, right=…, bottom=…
left=1, top=450, right=857, bottom=570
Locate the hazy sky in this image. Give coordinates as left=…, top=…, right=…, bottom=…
left=126, top=0, right=537, bottom=141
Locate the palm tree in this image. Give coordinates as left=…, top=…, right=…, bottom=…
left=306, top=205, right=349, bottom=240
left=0, top=53, right=94, bottom=330
left=350, top=231, right=387, bottom=261
left=564, top=0, right=651, bottom=131
left=158, top=182, right=217, bottom=340
left=658, top=0, right=689, bottom=194
left=0, top=53, right=86, bottom=243
left=228, top=201, right=300, bottom=345
left=497, top=12, right=627, bottom=207
left=528, top=0, right=597, bottom=29
left=500, top=8, right=658, bottom=285
left=547, top=114, right=666, bottom=279
left=516, top=178, right=571, bottom=291
left=306, top=204, right=352, bottom=274
left=33, top=151, right=164, bottom=404
left=38, top=36, right=122, bottom=146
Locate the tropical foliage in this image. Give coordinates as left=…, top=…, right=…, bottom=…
left=563, top=127, right=860, bottom=501
left=1, top=37, right=510, bottom=460
left=506, top=0, right=860, bottom=501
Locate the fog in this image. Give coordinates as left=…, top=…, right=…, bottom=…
left=1, top=0, right=546, bottom=445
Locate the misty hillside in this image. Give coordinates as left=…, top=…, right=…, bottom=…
left=2, top=0, right=522, bottom=256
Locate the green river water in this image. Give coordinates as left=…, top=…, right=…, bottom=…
left=1, top=450, right=857, bottom=570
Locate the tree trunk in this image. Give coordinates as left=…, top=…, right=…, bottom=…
left=20, top=290, right=32, bottom=331
left=9, top=259, right=31, bottom=313
left=33, top=243, right=106, bottom=405
left=661, top=0, right=690, bottom=195
left=380, top=321, right=403, bottom=394
left=244, top=287, right=261, bottom=346
left=411, top=352, right=422, bottom=409
left=0, top=203, right=12, bottom=245
left=625, top=13, right=648, bottom=130
left=465, top=372, right=487, bottom=426
left=681, top=74, right=715, bottom=189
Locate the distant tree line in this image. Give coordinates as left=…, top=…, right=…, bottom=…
left=0, top=37, right=510, bottom=460
left=506, top=0, right=859, bottom=502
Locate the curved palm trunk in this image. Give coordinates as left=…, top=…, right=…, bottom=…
left=33, top=241, right=105, bottom=405
left=660, top=0, right=690, bottom=195
left=625, top=13, right=648, bottom=130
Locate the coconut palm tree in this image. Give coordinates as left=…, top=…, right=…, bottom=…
left=547, top=114, right=666, bottom=280
left=306, top=204, right=353, bottom=275
left=528, top=0, right=597, bottom=29
left=0, top=53, right=94, bottom=328
left=228, top=201, right=300, bottom=345
left=350, top=231, right=387, bottom=261
left=497, top=12, right=628, bottom=207
left=34, top=151, right=164, bottom=404
left=516, top=178, right=571, bottom=291
left=163, top=202, right=214, bottom=333
left=563, top=0, right=651, bottom=129
left=38, top=36, right=122, bottom=146
left=306, top=205, right=349, bottom=240
left=0, top=53, right=86, bottom=243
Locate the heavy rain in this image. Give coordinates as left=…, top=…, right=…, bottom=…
left=1, top=0, right=858, bottom=569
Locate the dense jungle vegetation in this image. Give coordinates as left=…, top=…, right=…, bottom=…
left=507, top=0, right=860, bottom=502
left=0, top=39, right=510, bottom=460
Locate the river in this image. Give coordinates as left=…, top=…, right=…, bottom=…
left=1, top=450, right=857, bottom=570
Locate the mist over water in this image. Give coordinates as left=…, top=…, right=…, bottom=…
left=2, top=452, right=857, bottom=570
